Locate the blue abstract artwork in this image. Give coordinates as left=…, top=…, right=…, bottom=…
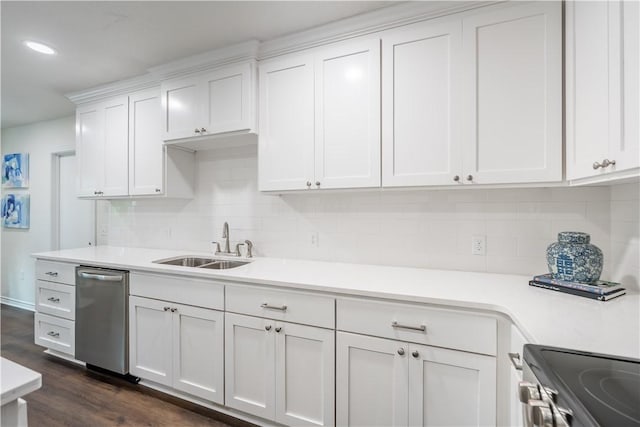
left=2, top=153, right=29, bottom=188
left=2, top=194, right=30, bottom=229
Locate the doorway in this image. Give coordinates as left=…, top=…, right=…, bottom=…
left=53, top=152, right=96, bottom=249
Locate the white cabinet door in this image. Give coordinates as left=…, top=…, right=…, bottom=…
left=224, top=313, right=276, bottom=420
left=76, top=104, right=103, bottom=197
left=172, top=303, right=224, bottom=404
left=129, top=296, right=173, bottom=386
left=259, top=54, right=315, bottom=191
left=315, top=39, right=381, bottom=189
left=129, top=88, right=164, bottom=196
left=275, top=322, right=335, bottom=427
left=101, top=96, right=129, bottom=196
left=202, top=63, right=253, bottom=135
left=462, top=2, right=562, bottom=184
left=161, top=76, right=200, bottom=141
left=408, top=343, right=496, bottom=427
left=336, top=332, right=408, bottom=427
left=382, top=20, right=462, bottom=187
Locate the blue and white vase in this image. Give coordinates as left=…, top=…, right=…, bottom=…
left=546, top=232, right=603, bottom=283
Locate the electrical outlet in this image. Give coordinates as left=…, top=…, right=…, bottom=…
left=471, top=235, right=486, bottom=255
left=310, top=231, right=320, bottom=248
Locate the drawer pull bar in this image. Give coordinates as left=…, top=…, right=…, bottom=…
left=47, top=331, right=60, bottom=338
left=47, top=297, right=60, bottom=303
left=45, top=271, right=59, bottom=277
left=261, top=303, right=287, bottom=311
left=78, top=272, right=124, bottom=282
left=508, top=352, right=523, bottom=371
left=391, top=321, right=426, bottom=332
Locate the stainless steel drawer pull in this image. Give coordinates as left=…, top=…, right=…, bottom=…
left=47, top=331, right=60, bottom=338
left=78, top=272, right=124, bottom=282
left=47, top=297, right=60, bottom=303
left=45, top=271, right=58, bottom=277
left=391, top=321, right=426, bottom=332
left=261, top=303, right=287, bottom=311
left=508, top=352, right=523, bottom=371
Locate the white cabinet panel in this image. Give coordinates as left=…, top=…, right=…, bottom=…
left=129, top=89, right=164, bottom=196
left=383, top=20, right=462, bottom=187
left=76, top=105, right=102, bottom=197
left=408, top=343, right=496, bottom=426
left=162, top=77, right=200, bottom=141
left=225, top=313, right=276, bottom=420
left=36, top=281, right=75, bottom=321
left=129, top=296, right=173, bottom=386
left=462, top=2, right=562, bottom=184
left=204, top=63, right=253, bottom=134
left=102, top=97, right=129, bottom=196
left=618, top=0, right=639, bottom=172
left=275, top=322, right=334, bottom=427
left=259, top=55, right=315, bottom=191
left=34, top=313, right=75, bottom=356
left=315, top=39, right=380, bottom=189
left=172, top=304, right=224, bottom=404
left=336, top=332, right=408, bottom=427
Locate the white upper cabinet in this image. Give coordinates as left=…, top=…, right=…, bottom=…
left=76, top=96, right=129, bottom=197
left=129, top=89, right=164, bottom=196
left=462, top=1, right=562, bottom=185
left=259, top=39, right=381, bottom=191
left=566, top=0, right=640, bottom=182
left=258, top=55, right=315, bottom=192
left=162, top=62, right=256, bottom=142
left=382, top=20, right=462, bottom=187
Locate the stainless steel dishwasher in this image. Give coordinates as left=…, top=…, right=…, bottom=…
left=75, top=266, right=129, bottom=375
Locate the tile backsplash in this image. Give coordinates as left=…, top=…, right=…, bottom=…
left=98, top=144, right=639, bottom=290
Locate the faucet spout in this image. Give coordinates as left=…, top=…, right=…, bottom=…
left=222, top=222, right=230, bottom=253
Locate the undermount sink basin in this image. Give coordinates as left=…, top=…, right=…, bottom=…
left=153, top=256, right=250, bottom=270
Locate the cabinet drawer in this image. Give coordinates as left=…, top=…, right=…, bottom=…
left=34, top=313, right=75, bottom=356
left=337, top=298, right=497, bottom=356
left=130, top=273, right=224, bottom=311
left=36, top=280, right=75, bottom=320
left=226, top=285, right=335, bottom=329
left=36, top=260, right=77, bottom=285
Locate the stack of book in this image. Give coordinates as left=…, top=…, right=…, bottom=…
left=529, top=273, right=626, bottom=301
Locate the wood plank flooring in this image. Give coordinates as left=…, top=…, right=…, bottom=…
left=0, top=305, right=257, bottom=427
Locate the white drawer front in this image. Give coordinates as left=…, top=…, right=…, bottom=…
left=130, top=272, right=224, bottom=311
left=226, top=285, right=335, bottom=329
left=36, top=280, right=75, bottom=320
left=34, top=313, right=75, bottom=356
left=36, top=260, right=77, bottom=285
left=337, top=298, right=497, bottom=356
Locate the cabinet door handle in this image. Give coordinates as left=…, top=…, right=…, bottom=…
left=265, top=325, right=272, bottom=331
left=508, top=352, right=523, bottom=371
left=163, top=306, right=170, bottom=312
left=200, top=127, right=207, bottom=133
left=315, top=181, right=321, bottom=187
left=47, top=297, right=60, bottom=303
left=466, top=175, right=473, bottom=182
left=47, top=331, right=60, bottom=338
left=453, top=175, right=460, bottom=182
left=170, top=308, right=178, bottom=313
left=306, top=181, right=312, bottom=188
left=155, top=188, right=161, bottom=193
left=397, top=348, right=405, bottom=356
left=194, top=128, right=201, bottom=133
left=602, top=159, right=616, bottom=168
left=261, top=303, right=287, bottom=311
left=391, top=321, right=426, bottom=332
left=45, top=271, right=59, bottom=277
left=275, top=327, right=282, bottom=333
left=412, top=350, right=420, bottom=358
left=593, top=161, right=603, bottom=170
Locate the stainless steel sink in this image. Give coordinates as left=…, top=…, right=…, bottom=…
left=199, top=260, right=250, bottom=269
left=153, top=256, right=250, bottom=269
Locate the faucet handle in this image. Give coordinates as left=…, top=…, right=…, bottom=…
left=234, top=243, right=245, bottom=257
left=212, top=241, right=221, bottom=253
left=244, top=240, right=254, bottom=258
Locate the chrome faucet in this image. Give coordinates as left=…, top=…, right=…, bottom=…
left=222, top=222, right=231, bottom=254
left=212, top=222, right=254, bottom=258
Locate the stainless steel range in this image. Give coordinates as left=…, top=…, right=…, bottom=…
left=520, top=344, right=640, bottom=427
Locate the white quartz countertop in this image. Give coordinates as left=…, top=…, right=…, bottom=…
left=1, top=358, right=42, bottom=406
left=33, top=246, right=640, bottom=359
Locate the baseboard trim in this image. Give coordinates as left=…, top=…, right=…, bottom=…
left=1, top=297, right=35, bottom=312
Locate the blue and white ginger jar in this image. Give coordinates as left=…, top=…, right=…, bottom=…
left=546, top=232, right=603, bottom=283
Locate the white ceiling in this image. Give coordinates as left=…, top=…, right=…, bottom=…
left=1, top=1, right=394, bottom=129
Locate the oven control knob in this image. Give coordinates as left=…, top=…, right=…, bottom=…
left=542, top=386, right=558, bottom=403
left=529, top=401, right=554, bottom=427
left=554, top=407, right=574, bottom=427
left=519, top=382, right=541, bottom=403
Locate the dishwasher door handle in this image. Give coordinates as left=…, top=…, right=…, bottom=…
left=78, top=271, right=125, bottom=282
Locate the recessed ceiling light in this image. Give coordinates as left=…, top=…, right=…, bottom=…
left=24, top=40, right=56, bottom=55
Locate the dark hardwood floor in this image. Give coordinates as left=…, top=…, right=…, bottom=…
left=1, top=304, right=257, bottom=427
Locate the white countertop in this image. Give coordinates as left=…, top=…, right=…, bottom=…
left=0, top=358, right=42, bottom=406
left=33, top=246, right=640, bottom=359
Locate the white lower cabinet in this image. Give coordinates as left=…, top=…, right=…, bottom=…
left=336, top=332, right=496, bottom=427
left=225, top=312, right=335, bottom=426
left=129, top=296, right=224, bottom=404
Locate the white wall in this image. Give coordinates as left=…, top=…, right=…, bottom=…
left=1, top=116, right=75, bottom=308
left=99, top=144, right=639, bottom=291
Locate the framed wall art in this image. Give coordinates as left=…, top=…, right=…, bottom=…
left=2, top=193, right=30, bottom=229
left=2, top=153, right=29, bottom=188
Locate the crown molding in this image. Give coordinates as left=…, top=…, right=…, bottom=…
left=66, top=74, right=160, bottom=105
left=148, top=39, right=259, bottom=80
left=258, top=1, right=498, bottom=60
